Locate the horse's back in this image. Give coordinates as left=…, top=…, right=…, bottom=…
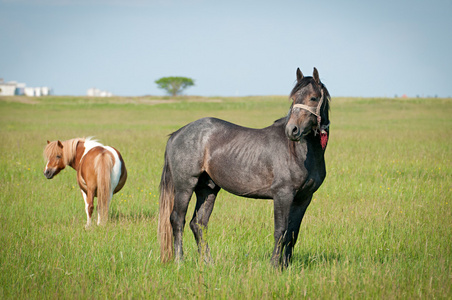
left=167, top=116, right=266, bottom=161
left=165, top=117, right=227, bottom=184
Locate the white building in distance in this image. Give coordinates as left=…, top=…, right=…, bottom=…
left=0, top=81, right=17, bottom=96
left=0, top=79, right=52, bottom=96
left=87, top=88, right=113, bottom=97
left=24, top=87, right=52, bottom=97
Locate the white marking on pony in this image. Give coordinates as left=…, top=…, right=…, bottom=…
left=82, top=137, right=103, bottom=157
left=81, top=190, right=91, bottom=227
left=105, top=146, right=122, bottom=194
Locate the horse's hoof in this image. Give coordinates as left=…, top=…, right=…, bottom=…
left=203, top=256, right=213, bottom=265
left=270, top=258, right=283, bottom=270
left=174, top=255, right=184, bottom=265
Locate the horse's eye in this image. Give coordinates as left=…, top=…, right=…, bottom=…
left=56, top=155, right=61, bottom=159
left=311, top=97, right=318, bottom=102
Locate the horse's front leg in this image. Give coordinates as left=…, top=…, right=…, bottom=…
left=282, top=195, right=312, bottom=266
left=270, top=191, right=293, bottom=268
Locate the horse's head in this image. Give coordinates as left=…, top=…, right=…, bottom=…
left=43, top=140, right=66, bottom=179
left=285, top=67, right=330, bottom=142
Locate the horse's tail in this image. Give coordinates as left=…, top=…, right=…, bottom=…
left=94, top=151, right=114, bottom=225
left=158, top=149, right=175, bottom=262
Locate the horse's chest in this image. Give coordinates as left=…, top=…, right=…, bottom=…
left=297, top=176, right=322, bottom=196
left=291, top=160, right=325, bottom=197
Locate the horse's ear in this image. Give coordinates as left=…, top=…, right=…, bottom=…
left=313, top=67, right=320, bottom=85
left=296, top=68, right=304, bottom=83
left=57, top=140, right=63, bottom=148
left=47, top=140, right=50, bottom=144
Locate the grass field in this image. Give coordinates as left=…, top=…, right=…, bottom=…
left=0, top=95, right=451, bottom=299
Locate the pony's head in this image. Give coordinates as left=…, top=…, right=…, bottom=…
left=43, top=140, right=66, bottom=179
left=285, top=67, right=330, bottom=142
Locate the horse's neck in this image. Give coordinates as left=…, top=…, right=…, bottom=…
left=65, top=140, right=85, bottom=170
left=270, top=119, right=325, bottom=162
left=292, top=134, right=325, bottom=160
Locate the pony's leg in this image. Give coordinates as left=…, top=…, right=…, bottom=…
left=170, top=188, right=195, bottom=262
left=282, top=196, right=312, bottom=267
left=270, top=191, right=293, bottom=268
left=190, top=175, right=220, bottom=263
left=82, top=190, right=94, bottom=228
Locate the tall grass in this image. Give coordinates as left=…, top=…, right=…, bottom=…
left=0, top=96, right=450, bottom=298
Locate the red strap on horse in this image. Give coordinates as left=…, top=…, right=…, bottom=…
left=320, top=130, right=328, bottom=150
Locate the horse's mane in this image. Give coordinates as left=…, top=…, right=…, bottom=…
left=44, top=137, right=86, bottom=166
left=273, top=117, right=287, bottom=125
left=320, top=83, right=331, bottom=113
left=290, top=77, right=317, bottom=98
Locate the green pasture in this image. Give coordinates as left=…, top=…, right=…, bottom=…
left=0, top=95, right=451, bottom=299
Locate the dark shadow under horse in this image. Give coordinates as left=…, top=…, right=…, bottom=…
left=158, top=68, right=331, bottom=267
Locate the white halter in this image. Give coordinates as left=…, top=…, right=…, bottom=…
left=291, top=88, right=329, bottom=134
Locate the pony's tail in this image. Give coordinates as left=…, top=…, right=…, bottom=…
left=95, top=151, right=114, bottom=226
left=158, top=149, right=175, bottom=263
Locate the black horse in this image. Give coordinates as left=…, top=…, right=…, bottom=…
left=158, top=68, right=331, bottom=267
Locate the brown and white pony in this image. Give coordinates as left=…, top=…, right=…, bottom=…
left=43, top=137, right=127, bottom=227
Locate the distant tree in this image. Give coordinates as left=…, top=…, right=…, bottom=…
left=155, top=76, right=195, bottom=97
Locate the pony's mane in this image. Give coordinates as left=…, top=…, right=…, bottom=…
left=44, top=137, right=86, bottom=166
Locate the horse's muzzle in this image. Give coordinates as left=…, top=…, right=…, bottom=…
left=287, top=122, right=315, bottom=141
left=285, top=124, right=302, bottom=141
left=44, top=169, right=55, bottom=179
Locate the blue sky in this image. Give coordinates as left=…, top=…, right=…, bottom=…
left=1, top=0, right=451, bottom=97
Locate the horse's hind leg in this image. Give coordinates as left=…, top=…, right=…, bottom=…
left=190, top=173, right=220, bottom=263
left=170, top=186, right=196, bottom=262
left=81, top=190, right=94, bottom=228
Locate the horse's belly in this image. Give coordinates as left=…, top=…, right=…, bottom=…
left=208, top=168, right=273, bottom=199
